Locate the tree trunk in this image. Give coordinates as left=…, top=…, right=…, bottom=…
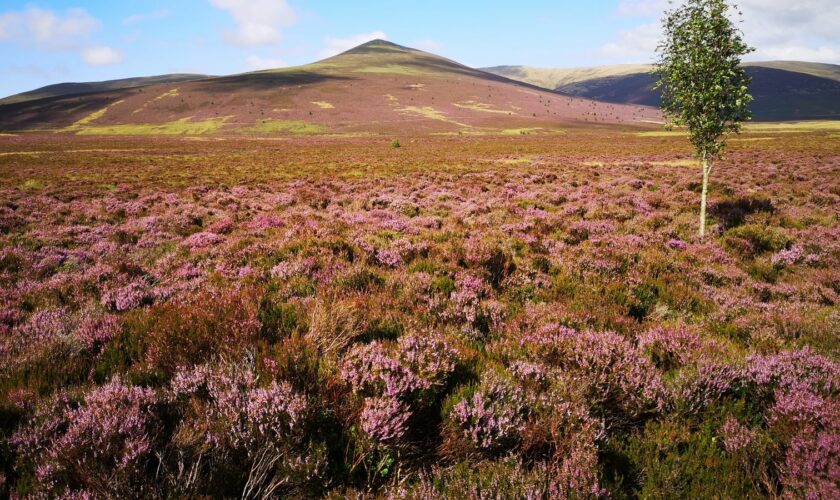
left=699, top=159, right=712, bottom=237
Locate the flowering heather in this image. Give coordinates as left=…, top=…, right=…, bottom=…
left=12, top=378, right=159, bottom=493
left=0, top=131, right=837, bottom=496
left=170, top=363, right=307, bottom=448
left=451, top=372, right=529, bottom=451
left=782, top=429, right=840, bottom=499
left=720, top=417, right=754, bottom=453
left=360, top=396, right=411, bottom=443
left=182, top=231, right=225, bottom=250
left=340, top=341, right=429, bottom=399
left=74, top=312, right=121, bottom=349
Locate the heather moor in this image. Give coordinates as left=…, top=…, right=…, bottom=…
left=0, top=1, right=838, bottom=498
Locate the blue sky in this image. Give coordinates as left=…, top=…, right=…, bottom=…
left=1, top=0, right=838, bottom=98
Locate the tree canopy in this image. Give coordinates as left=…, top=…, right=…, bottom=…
left=655, top=0, right=753, bottom=162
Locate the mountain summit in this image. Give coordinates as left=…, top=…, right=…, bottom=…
left=0, top=40, right=658, bottom=135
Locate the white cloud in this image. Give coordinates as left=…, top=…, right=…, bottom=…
left=210, top=0, right=296, bottom=47
left=597, top=22, right=660, bottom=62
left=123, top=9, right=171, bottom=25
left=0, top=6, right=100, bottom=51
left=412, top=38, right=443, bottom=52
left=755, top=45, right=840, bottom=63
left=246, top=54, right=286, bottom=70
left=601, top=0, right=840, bottom=64
left=319, top=31, right=388, bottom=58
left=82, top=46, right=124, bottom=66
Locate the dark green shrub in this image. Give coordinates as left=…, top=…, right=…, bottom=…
left=259, top=298, right=306, bottom=343
left=339, top=268, right=386, bottom=293
left=613, top=419, right=766, bottom=498
left=724, top=224, right=791, bottom=255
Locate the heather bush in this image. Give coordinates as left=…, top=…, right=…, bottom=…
left=166, top=361, right=326, bottom=497
left=449, top=371, right=530, bottom=453
left=514, top=324, right=664, bottom=425
left=11, top=378, right=161, bottom=496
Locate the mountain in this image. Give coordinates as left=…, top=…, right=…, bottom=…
left=0, top=74, right=211, bottom=105
left=0, top=40, right=659, bottom=135
left=482, top=62, right=840, bottom=121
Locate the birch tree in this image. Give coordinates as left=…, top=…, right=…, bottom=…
left=655, top=0, right=753, bottom=237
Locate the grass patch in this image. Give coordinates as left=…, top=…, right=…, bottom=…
left=65, top=100, right=125, bottom=129
left=20, top=179, right=44, bottom=190
left=637, top=121, right=840, bottom=137
left=311, top=101, right=334, bottom=109
left=71, top=117, right=231, bottom=136
left=453, top=101, right=514, bottom=115
left=398, top=106, right=470, bottom=127
left=245, top=120, right=327, bottom=135
left=354, top=64, right=430, bottom=76
left=132, top=88, right=180, bottom=114
left=499, top=127, right=554, bottom=135
left=743, top=120, right=840, bottom=132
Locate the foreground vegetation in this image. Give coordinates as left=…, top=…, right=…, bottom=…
left=0, top=129, right=837, bottom=497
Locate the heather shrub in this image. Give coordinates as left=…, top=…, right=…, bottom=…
left=637, top=325, right=702, bottom=372
left=340, top=341, right=428, bottom=400
left=11, top=378, right=161, bottom=497
left=74, top=311, right=121, bottom=351
left=448, top=371, right=529, bottom=453
left=781, top=428, right=840, bottom=498
left=670, top=362, right=747, bottom=415
left=166, top=362, right=325, bottom=497
left=1, top=127, right=837, bottom=496
left=342, top=333, right=460, bottom=453
left=514, top=325, right=663, bottom=426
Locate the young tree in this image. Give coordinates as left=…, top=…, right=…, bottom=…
left=655, top=0, right=753, bottom=237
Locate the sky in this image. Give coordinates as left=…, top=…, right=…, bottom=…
left=0, top=0, right=838, bottom=98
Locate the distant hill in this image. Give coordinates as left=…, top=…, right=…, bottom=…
left=0, top=74, right=212, bottom=105
left=482, top=62, right=840, bottom=121
left=0, top=40, right=659, bottom=135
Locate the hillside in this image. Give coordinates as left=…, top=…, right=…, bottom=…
left=0, top=40, right=659, bottom=135
left=0, top=74, right=211, bottom=105
left=483, top=62, right=840, bottom=121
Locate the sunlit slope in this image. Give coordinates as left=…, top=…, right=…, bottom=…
left=0, top=40, right=659, bottom=135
